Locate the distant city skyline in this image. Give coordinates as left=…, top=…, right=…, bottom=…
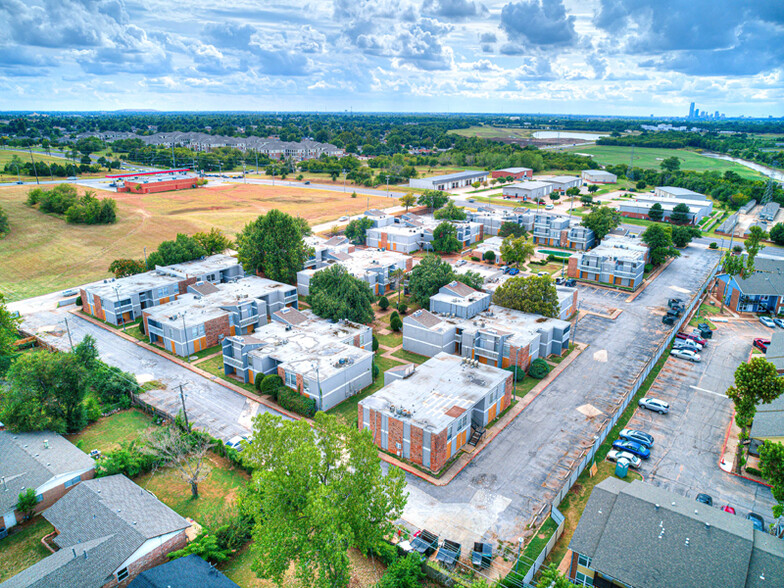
left=0, top=0, right=782, bottom=117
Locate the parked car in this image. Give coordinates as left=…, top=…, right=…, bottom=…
left=639, top=398, right=669, bottom=414
left=537, top=272, right=547, bottom=277
left=467, top=198, right=475, bottom=203
left=303, top=180, right=310, bottom=185
left=695, top=493, right=713, bottom=506
left=563, top=278, right=576, bottom=287
left=61, top=289, right=78, bottom=297
left=612, top=439, right=651, bottom=459
left=606, top=450, right=642, bottom=469
left=747, top=512, right=765, bottom=531
left=759, top=316, right=776, bottom=328
left=721, top=505, right=736, bottom=515
left=435, top=540, right=461, bottom=567
left=508, top=268, right=520, bottom=276
left=668, top=298, right=684, bottom=309
left=667, top=306, right=683, bottom=318
left=338, top=216, right=349, bottom=222
left=225, top=435, right=250, bottom=452
left=673, top=339, right=702, bottom=352
left=671, top=348, right=701, bottom=362
left=695, top=324, right=713, bottom=339
left=676, top=332, right=707, bottom=346
left=411, top=530, right=439, bottom=556
left=662, top=314, right=676, bottom=326
left=545, top=204, right=554, bottom=210
left=774, top=318, right=784, bottom=329
left=754, top=338, right=771, bottom=353
left=619, top=428, right=655, bottom=448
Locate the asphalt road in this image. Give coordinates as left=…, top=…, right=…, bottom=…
left=629, top=318, right=777, bottom=522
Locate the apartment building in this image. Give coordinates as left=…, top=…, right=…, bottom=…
left=303, top=235, right=353, bottom=269
left=430, top=280, right=491, bottom=318
left=359, top=353, right=514, bottom=472
left=502, top=181, right=553, bottom=201
left=222, top=308, right=373, bottom=410
left=715, top=254, right=784, bottom=313
left=297, top=248, right=412, bottom=296
left=532, top=213, right=595, bottom=250
left=366, top=213, right=484, bottom=253
left=142, top=277, right=297, bottom=357
left=466, top=208, right=535, bottom=236
left=81, top=254, right=244, bottom=326
left=364, top=209, right=396, bottom=228
left=567, top=234, right=649, bottom=289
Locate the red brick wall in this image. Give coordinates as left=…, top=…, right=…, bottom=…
left=379, top=233, right=389, bottom=249
left=410, top=426, right=424, bottom=467
left=142, top=312, right=150, bottom=338
left=569, top=552, right=579, bottom=580
left=348, top=245, right=356, bottom=253
left=569, top=289, right=578, bottom=315
left=204, top=314, right=230, bottom=348
left=509, top=344, right=532, bottom=371
left=567, top=257, right=578, bottom=278
left=101, top=529, right=189, bottom=588
left=123, top=178, right=197, bottom=194
left=430, top=429, right=449, bottom=472
left=353, top=334, right=361, bottom=347
left=388, top=416, right=404, bottom=457
left=501, top=375, right=513, bottom=411
left=559, top=229, right=569, bottom=247
left=178, top=277, right=198, bottom=295
left=11, top=469, right=95, bottom=525
left=277, top=365, right=285, bottom=381
left=405, top=258, right=413, bottom=272
left=479, top=225, right=484, bottom=241
left=295, top=373, right=304, bottom=394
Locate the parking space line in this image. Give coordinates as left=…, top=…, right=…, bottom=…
left=690, top=385, right=728, bottom=399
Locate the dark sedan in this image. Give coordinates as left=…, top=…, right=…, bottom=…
left=612, top=439, right=651, bottom=459
left=619, top=428, right=655, bottom=448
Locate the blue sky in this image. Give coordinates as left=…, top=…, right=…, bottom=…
left=0, top=0, right=782, bottom=116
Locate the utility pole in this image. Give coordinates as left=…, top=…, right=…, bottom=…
left=255, top=150, right=259, bottom=174
left=64, top=316, right=74, bottom=351
left=342, top=169, right=347, bottom=192
left=178, top=384, right=190, bottom=430
left=113, top=286, right=126, bottom=332
left=171, top=144, right=175, bottom=168
left=13, top=163, right=21, bottom=184
left=243, top=164, right=247, bottom=184
left=28, top=148, right=39, bottom=184
left=628, top=144, right=635, bottom=182
left=385, top=174, right=390, bottom=196
left=143, top=247, right=147, bottom=268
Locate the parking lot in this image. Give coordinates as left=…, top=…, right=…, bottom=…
left=624, top=318, right=778, bottom=522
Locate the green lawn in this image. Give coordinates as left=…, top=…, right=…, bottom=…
left=329, top=354, right=404, bottom=427
left=511, top=517, right=559, bottom=578
left=0, top=517, right=55, bottom=583
left=376, top=331, right=402, bottom=348
left=564, top=145, right=766, bottom=181
left=391, top=349, right=429, bottom=364
left=198, top=355, right=257, bottom=395
left=66, top=409, right=156, bottom=453
left=515, top=376, right=540, bottom=399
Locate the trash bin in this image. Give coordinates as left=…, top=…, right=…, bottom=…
left=615, top=458, right=629, bottom=479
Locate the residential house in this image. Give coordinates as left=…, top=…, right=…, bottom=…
left=408, top=170, right=489, bottom=191
left=128, top=555, right=239, bottom=588
left=532, top=214, right=596, bottom=250
left=492, top=167, right=533, bottom=180
left=502, top=181, right=553, bottom=201
left=359, top=353, right=514, bottom=472
left=142, top=277, right=297, bottom=357
left=0, top=431, right=95, bottom=538
left=715, top=255, right=784, bottom=313
left=297, top=248, right=412, bottom=296
left=0, top=475, right=191, bottom=588
left=568, top=478, right=784, bottom=588
left=222, top=308, right=373, bottom=410
left=567, top=234, right=649, bottom=289
left=81, top=255, right=244, bottom=326
left=581, top=170, right=617, bottom=184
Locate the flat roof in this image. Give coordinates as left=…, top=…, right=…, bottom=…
left=496, top=167, right=532, bottom=173
left=657, top=186, right=704, bottom=196
left=359, top=352, right=510, bottom=432
left=583, top=169, right=617, bottom=177
left=586, top=235, right=648, bottom=261
left=620, top=198, right=711, bottom=211
left=505, top=181, right=553, bottom=191
left=548, top=175, right=580, bottom=183
left=417, top=170, right=489, bottom=183
left=304, top=248, right=410, bottom=279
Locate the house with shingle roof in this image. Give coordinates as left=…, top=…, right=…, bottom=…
left=715, top=254, right=784, bottom=313
left=1, top=475, right=191, bottom=588
left=0, top=431, right=95, bottom=537
left=128, top=554, right=238, bottom=588
left=568, top=478, right=784, bottom=588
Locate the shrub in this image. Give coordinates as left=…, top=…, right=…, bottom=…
left=546, top=254, right=558, bottom=263
left=378, top=296, right=390, bottom=310
left=373, top=362, right=380, bottom=379
left=505, top=365, right=525, bottom=382
left=377, top=553, right=424, bottom=588
left=351, top=191, right=357, bottom=198
left=733, top=245, right=743, bottom=253
left=16, top=488, right=38, bottom=520
left=471, top=256, right=480, bottom=262
left=644, top=263, right=654, bottom=273
left=390, top=311, right=402, bottom=332
left=369, top=541, right=399, bottom=566
left=745, top=466, right=762, bottom=477
left=138, top=319, right=145, bottom=335
left=214, top=514, right=253, bottom=552
left=76, top=296, right=82, bottom=306
left=372, top=335, right=379, bottom=352
left=259, top=374, right=283, bottom=400
left=84, top=396, right=103, bottom=423
left=528, top=358, right=550, bottom=379
left=278, top=386, right=317, bottom=417
left=483, top=250, right=496, bottom=263
left=397, top=302, right=408, bottom=314
left=709, top=242, right=718, bottom=249
left=169, top=531, right=231, bottom=563
left=96, top=441, right=158, bottom=477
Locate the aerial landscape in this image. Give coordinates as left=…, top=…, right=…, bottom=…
left=1, top=2, right=784, bottom=588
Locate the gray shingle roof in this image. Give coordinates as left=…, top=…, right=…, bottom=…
left=570, top=479, right=784, bottom=588
left=750, top=394, right=784, bottom=439
left=746, top=530, right=784, bottom=588
left=0, top=431, right=95, bottom=514
left=128, top=555, right=239, bottom=588
left=728, top=255, right=784, bottom=297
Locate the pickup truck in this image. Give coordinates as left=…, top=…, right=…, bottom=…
left=435, top=539, right=461, bottom=567
left=410, top=530, right=439, bottom=557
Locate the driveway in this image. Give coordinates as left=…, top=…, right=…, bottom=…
left=626, top=318, right=777, bottom=522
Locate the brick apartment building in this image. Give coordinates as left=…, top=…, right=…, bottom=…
left=715, top=254, right=784, bottom=313
left=567, top=234, right=649, bottom=290
left=365, top=213, right=484, bottom=254
left=359, top=353, right=513, bottom=472
left=297, top=248, right=412, bottom=296
left=532, top=213, right=596, bottom=250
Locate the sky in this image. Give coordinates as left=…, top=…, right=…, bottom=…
left=0, top=0, right=782, bottom=117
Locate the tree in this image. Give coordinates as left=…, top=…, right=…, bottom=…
left=169, top=531, right=231, bottom=563
left=498, top=221, right=525, bottom=239
left=587, top=184, right=599, bottom=194
left=641, top=224, right=679, bottom=265
left=417, top=190, right=449, bottom=211
left=377, top=554, right=424, bottom=588
left=493, top=276, right=559, bottom=317
left=16, top=488, right=38, bottom=521
left=660, top=156, right=681, bottom=172
left=536, top=564, right=577, bottom=588
left=770, top=223, right=784, bottom=246
left=431, top=221, right=461, bottom=253
left=433, top=201, right=467, bottom=221
left=500, top=236, right=535, bottom=267
left=669, top=203, right=691, bottom=225
left=142, top=427, right=215, bottom=498
left=344, top=217, right=374, bottom=245
left=407, top=254, right=455, bottom=308
left=671, top=225, right=701, bottom=248
left=565, top=187, right=580, bottom=197
left=0, top=205, right=8, bottom=237
left=581, top=206, right=621, bottom=240
left=726, top=358, right=784, bottom=473
left=483, top=250, right=496, bottom=263
left=0, top=293, right=20, bottom=359
left=193, top=228, right=233, bottom=255
left=241, top=413, right=407, bottom=588
left=550, top=193, right=561, bottom=201
left=378, top=296, right=389, bottom=311
left=309, top=265, right=375, bottom=324
left=237, top=210, right=311, bottom=284
left=758, top=441, right=784, bottom=523
left=456, top=270, right=484, bottom=290
left=146, top=233, right=207, bottom=269
left=391, top=268, right=406, bottom=306
left=580, top=194, right=594, bottom=206
left=744, top=225, right=768, bottom=274
left=399, top=193, right=417, bottom=211
left=648, top=202, right=664, bottom=222
left=390, top=311, right=402, bottom=331
left=108, top=258, right=146, bottom=278
left=636, top=180, right=647, bottom=190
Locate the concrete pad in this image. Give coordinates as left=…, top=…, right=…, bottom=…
left=577, top=404, right=604, bottom=418
left=593, top=349, right=608, bottom=362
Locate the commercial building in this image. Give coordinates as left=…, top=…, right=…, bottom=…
left=759, top=202, right=780, bottom=222
left=618, top=196, right=713, bottom=224
left=296, top=248, right=412, bottom=296
left=409, top=170, right=489, bottom=191
left=715, top=255, right=784, bottom=313
left=532, top=214, right=595, bottom=250
left=502, top=181, right=554, bottom=201
left=492, top=167, right=533, bottom=180
left=1, top=475, right=191, bottom=588
left=142, top=276, right=297, bottom=357
left=303, top=235, right=353, bottom=269
left=403, top=282, right=573, bottom=370
left=359, top=353, right=514, bottom=472
left=581, top=170, right=617, bottom=184
left=568, top=234, right=649, bottom=289
left=111, top=169, right=199, bottom=194
left=222, top=307, right=373, bottom=410
left=654, top=186, right=708, bottom=201
left=466, top=208, right=535, bottom=236
left=546, top=175, right=581, bottom=192
left=0, top=431, right=95, bottom=537
left=569, top=478, right=784, bottom=588
left=366, top=213, right=483, bottom=254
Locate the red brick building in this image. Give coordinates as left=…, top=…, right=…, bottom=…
left=492, top=167, right=533, bottom=180
left=109, top=168, right=199, bottom=194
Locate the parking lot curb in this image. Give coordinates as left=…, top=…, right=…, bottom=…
left=718, top=409, right=773, bottom=489
left=69, top=309, right=301, bottom=421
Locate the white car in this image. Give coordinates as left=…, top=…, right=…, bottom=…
left=545, top=204, right=554, bottom=210
left=639, top=397, right=669, bottom=414
left=606, top=450, right=642, bottom=469
left=760, top=316, right=776, bottom=328
left=338, top=216, right=349, bottom=221
left=671, top=348, right=701, bottom=362
left=225, top=435, right=250, bottom=452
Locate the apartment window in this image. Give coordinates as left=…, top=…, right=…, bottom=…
left=574, top=571, right=593, bottom=586
left=63, top=475, right=81, bottom=489
left=36, top=494, right=43, bottom=503
left=156, top=287, right=168, bottom=298
left=116, top=568, right=129, bottom=581
left=447, top=425, right=453, bottom=442
left=285, top=371, right=297, bottom=387
left=503, top=342, right=511, bottom=357
left=578, top=554, right=592, bottom=568
left=457, top=415, right=467, bottom=430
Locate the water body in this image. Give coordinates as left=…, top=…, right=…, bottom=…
left=533, top=131, right=609, bottom=140
left=702, top=152, right=784, bottom=182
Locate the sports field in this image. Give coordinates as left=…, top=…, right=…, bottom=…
left=0, top=182, right=392, bottom=301
left=564, top=145, right=766, bottom=181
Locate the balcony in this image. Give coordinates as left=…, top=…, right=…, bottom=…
left=223, top=354, right=247, bottom=369
left=239, top=314, right=259, bottom=327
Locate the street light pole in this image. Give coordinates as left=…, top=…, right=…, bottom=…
left=178, top=384, right=190, bottom=430
left=385, top=175, right=390, bottom=196
left=342, top=169, right=347, bottom=193
left=28, top=148, right=39, bottom=185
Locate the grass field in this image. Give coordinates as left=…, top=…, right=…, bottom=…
left=0, top=517, right=55, bottom=583
left=448, top=126, right=611, bottom=141
left=0, top=183, right=391, bottom=301
left=66, top=409, right=156, bottom=453
left=0, top=150, right=106, bottom=182
left=564, top=145, right=766, bottom=181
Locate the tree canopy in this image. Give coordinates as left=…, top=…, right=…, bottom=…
left=431, top=221, right=461, bottom=253
left=669, top=202, right=691, bottom=224
left=492, top=275, right=559, bottom=317
left=241, top=412, right=407, bottom=588
left=146, top=233, right=207, bottom=269
left=648, top=202, right=664, bottom=222
left=581, top=206, right=621, bottom=240
left=237, top=210, right=312, bottom=284
left=758, top=441, right=784, bottom=521
left=0, top=293, right=20, bottom=360
left=660, top=156, right=681, bottom=172
left=399, top=193, right=417, bottom=211
left=498, top=221, right=526, bottom=239
left=769, top=222, right=784, bottom=246
left=344, top=217, right=374, bottom=245
left=308, top=264, right=375, bottom=324
left=417, top=190, right=449, bottom=211
left=408, top=254, right=456, bottom=308
left=500, top=235, right=535, bottom=266
left=671, top=225, right=701, bottom=248
left=433, top=201, right=467, bottom=221
left=193, top=227, right=233, bottom=255
left=641, top=224, right=680, bottom=265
